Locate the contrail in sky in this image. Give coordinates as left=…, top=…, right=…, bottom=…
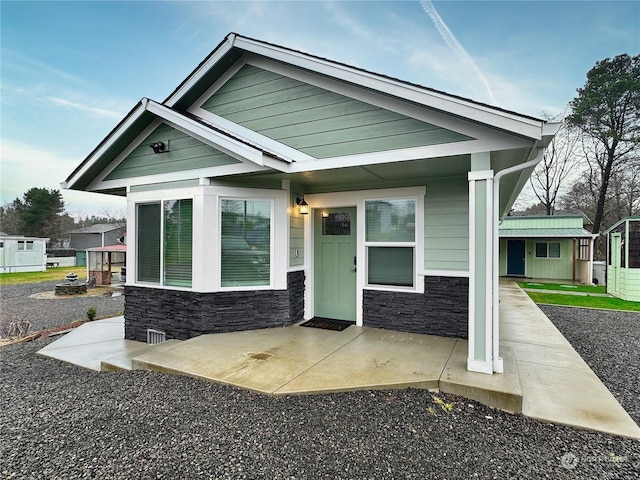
left=420, top=0, right=498, bottom=105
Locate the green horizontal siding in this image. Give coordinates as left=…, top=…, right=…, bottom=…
left=106, top=123, right=239, bottom=180
left=202, top=64, right=473, bottom=159
left=289, top=201, right=305, bottom=267
left=525, top=239, right=573, bottom=279
left=424, top=179, right=469, bottom=271
left=608, top=267, right=640, bottom=301
left=500, top=216, right=584, bottom=231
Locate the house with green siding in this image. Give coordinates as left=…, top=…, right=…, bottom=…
left=605, top=217, right=640, bottom=301
left=63, top=33, right=557, bottom=375
left=499, top=215, right=597, bottom=284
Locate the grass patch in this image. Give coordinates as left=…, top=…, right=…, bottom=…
left=526, top=291, right=640, bottom=311
left=0, top=267, right=86, bottom=286
left=518, top=282, right=606, bottom=294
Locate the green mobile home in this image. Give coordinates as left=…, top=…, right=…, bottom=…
left=63, top=33, right=557, bottom=375
left=606, top=217, right=640, bottom=301
left=499, top=215, right=596, bottom=284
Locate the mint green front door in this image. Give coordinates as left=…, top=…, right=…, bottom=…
left=314, top=207, right=357, bottom=321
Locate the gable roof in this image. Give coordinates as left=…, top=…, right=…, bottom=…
left=165, top=33, right=546, bottom=136
left=63, top=32, right=557, bottom=203
left=71, top=223, right=125, bottom=234
left=604, top=216, right=640, bottom=234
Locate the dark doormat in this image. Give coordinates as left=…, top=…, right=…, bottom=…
left=300, top=318, right=354, bottom=331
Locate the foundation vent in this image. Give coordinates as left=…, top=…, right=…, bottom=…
left=146, top=329, right=166, bottom=345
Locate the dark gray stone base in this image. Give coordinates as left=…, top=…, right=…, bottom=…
left=363, top=276, right=468, bottom=338
left=124, top=271, right=305, bottom=342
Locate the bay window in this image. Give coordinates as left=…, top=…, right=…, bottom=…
left=136, top=199, right=193, bottom=287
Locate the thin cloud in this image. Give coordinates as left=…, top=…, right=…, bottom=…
left=420, top=0, right=498, bottom=106
left=44, top=96, right=125, bottom=120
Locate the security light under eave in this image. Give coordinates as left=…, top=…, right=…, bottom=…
left=149, top=141, right=166, bottom=153
left=296, top=197, right=309, bottom=215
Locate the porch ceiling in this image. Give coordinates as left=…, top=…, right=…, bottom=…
left=226, top=154, right=472, bottom=193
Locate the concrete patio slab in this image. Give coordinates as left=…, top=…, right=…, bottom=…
left=35, top=283, right=640, bottom=439
left=440, top=342, right=523, bottom=414
left=131, top=326, right=365, bottom=394
left=275, top=328, right=456, bottom=394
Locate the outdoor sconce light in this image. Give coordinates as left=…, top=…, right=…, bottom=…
left=296, top=197, right=309, bottom=215
left=149, top=141, right=166, bottom=154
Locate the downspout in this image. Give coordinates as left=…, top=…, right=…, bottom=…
left=492, top=146, right=545, bottom=373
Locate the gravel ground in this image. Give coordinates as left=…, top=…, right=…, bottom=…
left=0, top=281, right=125, bottom=335
left=1, top=295, right=639, bottom=479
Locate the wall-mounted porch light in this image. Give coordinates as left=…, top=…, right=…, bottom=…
left=296, top=197, right=309, bottom=215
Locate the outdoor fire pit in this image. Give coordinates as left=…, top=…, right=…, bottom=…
left=55, top=272, right=87, bottom=295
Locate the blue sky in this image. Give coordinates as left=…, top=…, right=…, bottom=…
left=1, top=1, right=639, bottom=218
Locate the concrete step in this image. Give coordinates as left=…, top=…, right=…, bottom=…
left=439, top=342, right=523, bottom=414
left=101, top=339, right=182, bottom=371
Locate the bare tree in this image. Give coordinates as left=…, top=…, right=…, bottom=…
left=528, top=115, right=580, bottom=215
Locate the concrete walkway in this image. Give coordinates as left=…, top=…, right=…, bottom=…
left=37, top=282, right=640, bottom=439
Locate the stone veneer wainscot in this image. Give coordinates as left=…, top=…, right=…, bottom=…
left=363, top=276, right=468, bottom=338
left=124, top=271, right=305, bottom=342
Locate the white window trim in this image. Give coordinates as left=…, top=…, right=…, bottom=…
left=364, top=197, right=418, bottom=291
left=129, top=186, right=201, bottom=291
left=303, top=186, right=426, bottom=326
left=534, top=241, right=561, bottom=259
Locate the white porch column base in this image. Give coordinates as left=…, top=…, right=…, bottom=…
left=467, top=359, right=493, bottom=374
left=493, top=356, right=504, bottom=373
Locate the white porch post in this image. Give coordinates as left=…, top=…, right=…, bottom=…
left=468, top=152, right=494, bottom=374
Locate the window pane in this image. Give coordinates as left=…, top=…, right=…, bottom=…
left=548, top=242, right=560, bottom=258
left=221, top=199, right=271, bottom=287
left=137, top=203, right=161, bottom=283
left=366, top=199, right=415, bottom=242
left=164, top=199, right=193, bottom=287
left=322, top=213, right=351, bottom=235
left=368, top=247, right=414, bottom=287
left=535, top=242, right=547, bottom=258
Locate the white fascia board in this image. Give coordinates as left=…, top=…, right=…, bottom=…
left=189, top=57, right=247, bottom=113
left=64, top=101, right=148, bottom=190
left=92, top=118, right=163, bottom=186
left=145, top=101, right=267, bottom=167
left=164, top=35, right=236, bottom=108
left=188, top=108, right=311, bottom=164
left=236, top=38, right=545, bottom=139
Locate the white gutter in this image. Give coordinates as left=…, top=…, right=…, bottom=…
left=491, top=146, right=545, bottom=373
